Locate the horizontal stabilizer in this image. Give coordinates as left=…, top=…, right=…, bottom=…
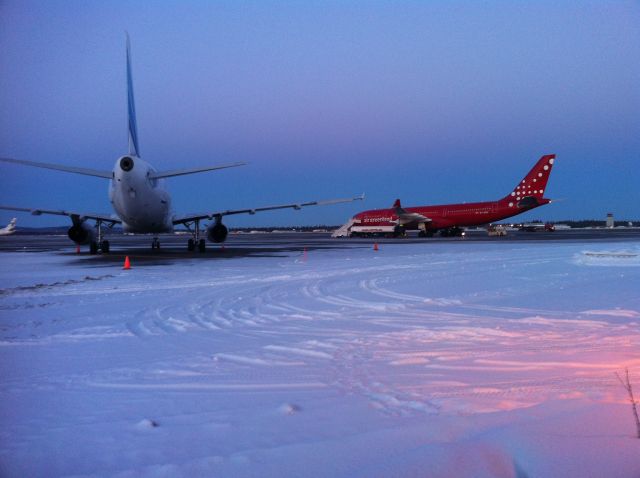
left=0, top=157, right=112, bottom=179
left=149, top=162, right=247, bottom=179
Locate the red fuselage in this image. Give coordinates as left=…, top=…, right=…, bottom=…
left=354, top=197, right=551, bottom=232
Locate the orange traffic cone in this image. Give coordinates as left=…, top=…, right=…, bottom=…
left=123, top=256, right=131, bottom=270
left=373, top=243, right=379, bottom=251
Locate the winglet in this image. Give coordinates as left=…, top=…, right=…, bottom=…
left=126, top=32, right=140, bottom=157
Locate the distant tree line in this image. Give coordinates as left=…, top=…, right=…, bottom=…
left=553, top=220, right=635, bottom=228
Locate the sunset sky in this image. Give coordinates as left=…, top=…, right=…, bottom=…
left=1, top=1, right=638, bottom=226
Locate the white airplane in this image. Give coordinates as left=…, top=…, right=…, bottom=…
left=0, top=218, right=17, bottom=236
left=0, top=35, right=362, bottom=253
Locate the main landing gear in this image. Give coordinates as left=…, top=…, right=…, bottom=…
left=392, top=225, right=406, bottom=238
left=185, top=218, right=206, bottom=252
left=89, top=240, right=110, bottom=254
left=88, top=220, right=111, bottom=254
left=440, top=227, right=464, bottom=237
left=151, top=237, right=161, bottom=250
left=187, top=238, right=206, bottom=252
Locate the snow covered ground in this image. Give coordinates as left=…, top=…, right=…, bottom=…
left=1, top=239, right=639, bottom=477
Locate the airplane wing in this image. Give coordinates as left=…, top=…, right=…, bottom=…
left=392, top=200, right=431, bottom=225
left=0, top=205, right=121, bottom=225
left=395, top=211, right=432, bottom=226
left=0, top=157, right=113, bottom=179
left=173, top=194, right=365, bottom=226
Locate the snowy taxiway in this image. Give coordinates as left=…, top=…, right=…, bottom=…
left=1, top=235, right=639, bottom=477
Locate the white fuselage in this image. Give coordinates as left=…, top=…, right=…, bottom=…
left=109, top=155, right=173, bottom=233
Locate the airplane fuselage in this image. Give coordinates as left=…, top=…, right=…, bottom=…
left=109, top=155, right=173, bottom=233
left=354, top=197, right=550, bottom=231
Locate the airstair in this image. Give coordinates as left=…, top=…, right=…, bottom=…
left=331, top=218, right=356, bottom=237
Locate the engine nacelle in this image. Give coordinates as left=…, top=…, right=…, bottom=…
left=67, top=223, right=95, bottom=245
left=207, top=223, right=228, bottom=243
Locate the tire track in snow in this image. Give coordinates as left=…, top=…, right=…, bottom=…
left=10, top=243, right=636, bottom=419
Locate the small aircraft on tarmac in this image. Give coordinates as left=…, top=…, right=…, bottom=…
left=334, top=154, right=556, bottom=238
left=0, top=35, right=362, bottom=253
left=0, top=218, right=17, bottom=236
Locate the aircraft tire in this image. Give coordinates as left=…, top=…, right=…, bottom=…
left=198, top=239, right=206, bottom=253
left=393, top=226, right=405, bottom=237
left=101, top=240, right=110, bottom=253
left=89, top=241, right=98, bottom=254
left=188, top=239, right=195, bottom=251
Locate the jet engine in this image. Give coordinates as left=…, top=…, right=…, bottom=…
left=206, top=223, right=228, bottom=243
left=67, top=223, right=95, bottom=245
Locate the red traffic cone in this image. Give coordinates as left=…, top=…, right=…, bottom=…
left=123, top=256, right=131, bottom=270
left=76, top=245, right=80, bottom=254
left=373, top=243, right=379, bottom=251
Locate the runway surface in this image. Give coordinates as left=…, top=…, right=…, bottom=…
left=1, top=228, right=638, bottom=261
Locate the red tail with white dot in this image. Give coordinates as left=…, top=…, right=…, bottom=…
left=501, top=154, right=555, bottom=208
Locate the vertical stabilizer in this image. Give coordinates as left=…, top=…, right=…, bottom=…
left=126, top=32, right=140, bottom=157
left=503, top=154, right=555, bottom=203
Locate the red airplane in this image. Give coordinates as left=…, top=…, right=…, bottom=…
left=337, top=154, right=556, bottom=237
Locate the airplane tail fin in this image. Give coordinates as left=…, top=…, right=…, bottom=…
left=502, top=154, right=555, bottom=206
left=126, top=32, right=140, bottom=157
left=1, top=217, right=17, bottom=234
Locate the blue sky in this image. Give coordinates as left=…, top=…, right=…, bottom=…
left=1, top=1, right=638, bottom=227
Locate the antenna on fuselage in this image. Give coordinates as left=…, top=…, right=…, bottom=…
left=126, top=31, right=140, bottom=157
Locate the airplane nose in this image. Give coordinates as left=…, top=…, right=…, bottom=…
left=120, top=156, right=134, bottom=172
